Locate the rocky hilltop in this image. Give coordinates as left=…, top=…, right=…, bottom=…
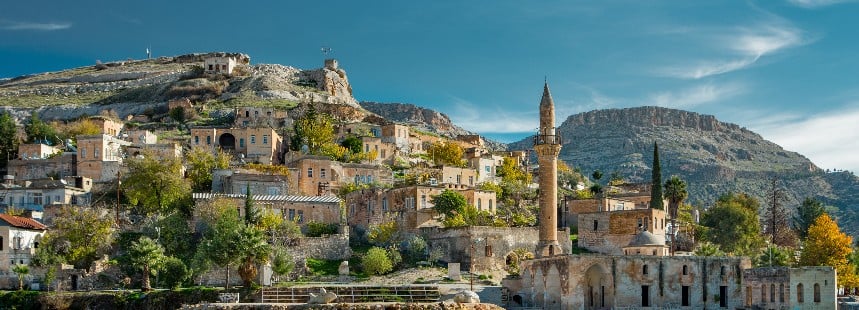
left=509, top=106, right=859, bottom=236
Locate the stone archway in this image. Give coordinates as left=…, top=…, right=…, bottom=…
left=584, top=263, right=613, bottom=309
left=218, top=133, right=236, bottom=150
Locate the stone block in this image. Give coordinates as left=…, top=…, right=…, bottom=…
left=448, top=263, right=461, bottom=281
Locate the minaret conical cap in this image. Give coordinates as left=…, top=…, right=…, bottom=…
left=540, top=82, right=554, bottom=109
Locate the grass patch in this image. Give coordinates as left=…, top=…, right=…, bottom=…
left=0, top=91, right=118, bottom=108
left=305, top=258, right=341, bottom=276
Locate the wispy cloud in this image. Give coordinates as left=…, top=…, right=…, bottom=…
left=656, top=22, right=807, bottom=79
left=787, top=0, right=858, bottom=8
left=752, top=105, right=859, bottom=172
left=0, top=20, right=72, bottom=31
left=446, top=96, right=538, bottom=133
left=647, top=83, right=745, bottom=108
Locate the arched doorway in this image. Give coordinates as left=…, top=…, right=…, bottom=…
left=584, top=263, right=613, bottom=309
left=219, top=133, right=236, bottom=150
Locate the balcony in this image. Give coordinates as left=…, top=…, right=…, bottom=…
left=533, top=132, right=562, bottom=146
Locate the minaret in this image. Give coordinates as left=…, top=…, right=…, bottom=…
left=534, top=82, right=562, bottom=258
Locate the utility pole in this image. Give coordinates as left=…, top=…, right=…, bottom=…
left=116, top=170, right=121, bottom=227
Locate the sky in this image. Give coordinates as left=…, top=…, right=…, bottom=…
left=2, top=0, right=859, bottom=171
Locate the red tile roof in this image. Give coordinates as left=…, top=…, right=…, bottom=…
left=0, top=214, right=47, bottom=230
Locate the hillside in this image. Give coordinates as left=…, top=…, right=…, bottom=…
left=509, top=106, right=859, bottom=236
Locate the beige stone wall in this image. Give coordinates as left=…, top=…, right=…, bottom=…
left=189, top=127, right=283, bottom=164
left=577, top=208, right=668, bottom=255
left=290, top=157, right=392, bottom=196
left=193, top=197, right=341, bottom=229
left=513, top=255, right=750, bottom=309
left=440, top=166, right=478, bottom=187
left=7, top=154, right=76, bottom=180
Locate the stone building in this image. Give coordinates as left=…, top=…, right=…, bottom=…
left=743, top=266, right=837, bottom=310
left=190, top=126, right=283, bottom=164
left=124, top=129, right=158, bottom=145
left=440, top=166, right=479, bottom=187
left=0, top=214, right=46, bottom=272
left=234, top=107, right=288, bottom=128
left=577, top=207, right=668, bottom=255
left=287, top=156, right=392, bottom=196
left=17, top=143, right=61, bottom=160
left=211, top=168, right=293, bottom=196
left=6, top=152, right=77, bottom=180
left=204, top=56, right=237, bottom=75
left=191, top=193, right=342, bottom=229
left=0, top=176, right=92, bottom=215
left=87, top=116, right=123, bottom=137
left=360, top=136, right=398, bottom=164
left=76, top=134, right=131, bottom=182
left=467, top=153, right=503, bottom=184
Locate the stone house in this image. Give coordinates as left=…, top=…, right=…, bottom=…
left=234, top=107, right=288, bottom=128
left=87, top=116, right=123, bottom=137
left=360, top=136, right=398, bottom=164
left=126, top=142, right=183, bottom=160
left=440, top=166, right=479, bottom=187
left=211, top=168, right=294, bottom=196
left=0, top=214, right=46, bottom=272
left=6, top=152, right=77, bottom=181
left=577, top=208, right=668, bottom=255
left=75, top=134, right=131, bottom=182
left=345, top=183, right=496, bottom=232
left=563, top=193, right=667, bottom=228
left=0, top=176, right=92, bottom=215
left=191, top=193, right=342, bottom=229
left=125, top=129, right=158, bottom=145
left=381, top=124, right=411, bottom=151
left=467, top=153, right=503, bottom=184
left=336, top=122, right=380, bottom=139
left=287, top=156, right=392, bottom=196
left=190, top=126, right=284, bottom=165
left=204, top=56, right=237, bottom=75
left=17, top=143, right=61, bottom=160
left=743, top=266, right=837, bottom=309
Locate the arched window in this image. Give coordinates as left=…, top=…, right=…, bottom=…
left=770, top=284, right=775, bottom=302
left=761, top=284, right=767, bottom=302
left=814, top=283, right=821, bottom=302
left=746, top=286, right=752, bottom=306
left=720, top=266, right=726, bottom=276
left=797, top=283, right=804, bottom=303
left=643, top=264, right=649, bottom=275
left=682, top=265, right=688, bottom=275
left=779, top=283, right=785, bottom=302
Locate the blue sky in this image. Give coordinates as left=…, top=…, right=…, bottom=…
left=2, top=0, right=859, bottom=171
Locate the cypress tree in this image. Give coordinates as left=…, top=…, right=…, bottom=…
left=650, top=142, right=664, bottom=210
left=244, top=184, right=259, bottom=225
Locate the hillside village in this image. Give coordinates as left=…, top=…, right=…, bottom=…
left=0, top=53, right=857, bottom=309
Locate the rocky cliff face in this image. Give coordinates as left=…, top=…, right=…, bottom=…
left=509, top=106, right=859, bottom=236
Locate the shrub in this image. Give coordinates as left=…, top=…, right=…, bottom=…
left=362, top=247, right=393, bottom=275
left=159, top=256, right=190, bottom=289
left=304, top=221, right=338, bottom=237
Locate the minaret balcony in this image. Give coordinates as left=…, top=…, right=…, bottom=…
left=533, top=133, right=562, bottom=146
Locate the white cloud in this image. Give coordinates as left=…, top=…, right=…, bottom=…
left=647, top=83, right=744, bottom=108
left=446, top=96, right=538, bottom=133
left=657, top=23, right=806, bottom=79
left=0, top=20, right=72, bottom=31
left=788, top=0, right=858, bottom=8
left=752, top=106, right=859, bottom=172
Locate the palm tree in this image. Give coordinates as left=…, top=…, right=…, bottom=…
left=664, top=175, right=688, bottom=255
left=11, top=264, right=29, bottom=290
left=128, top=237, right=165, bottom=291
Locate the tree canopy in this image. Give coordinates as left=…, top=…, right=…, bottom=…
left=128, top=236, right=166, bottom=291
left=426, top=140, right=465, bottom=167
left=290, top=107, right=335, bottom=155
left=185, top=147, right=231, bottom=192
left=799, top=213, right=857, bottom=288
left=793, top=197, right=826, bottom=240
left=46, top=206, right=115, bottom=268
left=700, top=192, right=764, bottom=256
left=124, top=151, right=191, bottom=214
left=650, top=142, right=664, bottom=210
left=0, top=111, right=18, bottom=166
left=24, top=111, right=60, bottom=145
left=431, top=190, right=468, bottom=218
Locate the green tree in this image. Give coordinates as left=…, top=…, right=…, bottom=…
left=431, top=190, right=468, bottom=218
left=694, top=242, right=726, bottom=257
left=426, top=141, right=465, bottom=167
left=498, top=157, right=531, bottom=184
left=756, top=245, right=795, bottom=267
left=291, top=107, right=335, bottom=155
left=155, top=212, right=196, bottom=262
left=270, top=247, right=295, bottom=278
left=185, top=147, right=231, bottom=192
left=700, top=192, right=764, bottom=256
left=442, top=204, right=494, bottom=228
left=404, top=235, right=427, bottom=263
left=158, top=256, right=190, bottom=289
left=24, top=111, right=60, bottom=145
left=11, top=264, right=29, bottom=290
left=367, top=221, right=399, bottom=246
left=124, top=151, right=191, bottom=214
left=340, top=135, right=363, bottom=154
left=793, top=197, right=826, bottom=240
left=799, top=213, right=858, bottom=288
left=362, top=247, right=393, bottom=275
left=0, top=111, right=19, bottom=166
left=244, top=184, right=260, bottom=226
left=235, top=224, right=271, bottom=287
left=664, top=175, right=688, bottom=255
left=48, top=206, right=115, bottom=267
left=128, top=237, right=165, bottom=291
left=650, top=142, right=664, bottom=210
left=196, top=200, right=245, bottom=288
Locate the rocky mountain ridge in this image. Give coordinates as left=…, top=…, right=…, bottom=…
left=509, top=106, right=859, bottom=236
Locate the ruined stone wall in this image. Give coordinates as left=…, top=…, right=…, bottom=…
left=512, top=254, right=751, bottom=309
left=289, top=233, right=352, bottom=262
left=421, top=226, right=571, bottom=274
left=7, top=154, right=77, bottom=180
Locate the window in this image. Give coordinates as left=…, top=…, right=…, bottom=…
left=489, top=200, right=493, bottom=211
left=682, top=286, right=690, bottom=306
left=267, top=187, right=279, bottom=195
left=682, top=265, right=688, bottom=275
left=477, top=199, right=482, bottom=211
left=762, top=284, right=767, bottom=303
left=307, top=168, right=313, bottom=178
left=771, top=284, right=775, bottom=302
left=643, top=265, right=649, bottom=275
left=81, top=148, right=87, bottom=158
left=251, top=135, right=256, bottom=144
left=206, top=136, right=212, bottom=145
left=94, top=148, right=100, bottom=159
left=421, top=195, right=427, bottom=208
left=814, top=283, right=820, bottom=302
left=239, top=138, right=245, bottom=147
left=641, top=285, right=650, bottom=307
left=288, top=209, right=295, bottom=221
left=593, top=220, right=598, bottom=231
left=195, top=136, right=199, bottom=144
left=208, top=64, right=214, bottom=71
left=0, top=236, right=3, bottom=251
left=365, top=144, right=369, bottom=152
left=254, top=110, right=259, bottom=115
left=720, top=286, right=728, bottom=308
left=485, top=165, right=491, bottom=173
left=382, top=198, right=388, bottom=212
left=780, top=283, right=785, bottom=302
left=797, top=283, right=804, bottom=303
left=720, top=266, right=726, bottom=276
left=469, top=176, right=474, bottom=185
left=746, top=286, right=753, bottom=306
left=456, top=175, right=461, bottom=184
left=32, top=193, right=43, bottom=205
left=297, top=210, right=304, bottom=223
left=381, top=149, right=386, bottom=158
left=263, top=135, right=268, bottom=144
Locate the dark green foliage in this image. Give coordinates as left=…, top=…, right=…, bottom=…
left=305, top=258, right=341, bottom=276
left=793, top=197, right=826, bottom=239
left=0, top=111, right=18, bottom=166
left=270, top=247, right=295, bottom=276
left=244, top=184, right=260, bottom=225
left=431, top=190, right=469, bottom=218
left=340, top=134, right=363, bottom=154
left=0, top=291, right=40, bottom=310
left=155, top=213, right=196, bottom=262
left=700, top=192, right=764, bottom=256
left=650, top=142, right=664, bottom=210
left=158, top=256, right=191, bottom=289
left=24, top=111, right=60, bottom=145
left=305, top=221, right=338, bottom=237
